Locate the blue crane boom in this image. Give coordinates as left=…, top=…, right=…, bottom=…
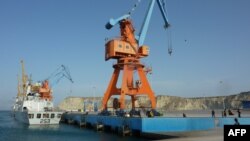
left=105, top=0, right=170, bottom=46
left=105, top=14, right=130, bottom=30
left=139, top=0, right=170, bottom=46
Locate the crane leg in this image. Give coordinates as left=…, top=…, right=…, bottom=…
left=131, top=95, right=136, bottom=108
left=102, top=58, right=156, bottom=111
left=102, top=69, right=120, bottom=110
left=137, top=67, right=156, bottom=109
left=119, top=61, right=133, bottom=110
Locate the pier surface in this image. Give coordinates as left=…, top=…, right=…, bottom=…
left=62, top=110, right=250, bottom=139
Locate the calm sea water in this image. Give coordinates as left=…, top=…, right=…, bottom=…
left=0, top=111, right=149, bottom=141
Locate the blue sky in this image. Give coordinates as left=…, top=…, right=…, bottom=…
left=1, top=0, right=250, bottom=110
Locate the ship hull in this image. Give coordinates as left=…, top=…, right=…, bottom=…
left=14, top=111, right=63, bottom=125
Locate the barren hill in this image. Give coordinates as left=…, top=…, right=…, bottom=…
left=58, top=91, right=250, bottom=111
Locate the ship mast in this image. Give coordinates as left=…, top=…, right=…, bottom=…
left=20, top=60, right=28, bottom=98
left=17, top=74, right=22, bottom=98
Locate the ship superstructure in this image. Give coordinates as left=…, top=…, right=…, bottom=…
left=13, top=60, right=67, bottom=125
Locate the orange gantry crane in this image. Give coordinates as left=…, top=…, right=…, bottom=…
left=102, top=0, right=170, bottom=111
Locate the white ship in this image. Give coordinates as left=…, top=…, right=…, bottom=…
left=13, top=60, right=65, bottom=125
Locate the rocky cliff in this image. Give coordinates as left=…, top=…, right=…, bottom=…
left=58, top=91, right=250, bottom=111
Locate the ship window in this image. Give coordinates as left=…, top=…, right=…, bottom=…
left=43, top=113, right=49, bottom=118
left=57, top=114, right=62, bottom=118
left=44, top=107, right=49, bottom=111
left=37, top=114, right=41, bottom=118
left=51, top=113, right=55, bottom=118
left=28, top=114, right=34, bottom=119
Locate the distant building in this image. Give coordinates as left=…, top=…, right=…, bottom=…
left=83, top=99, right=99, bottom=112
